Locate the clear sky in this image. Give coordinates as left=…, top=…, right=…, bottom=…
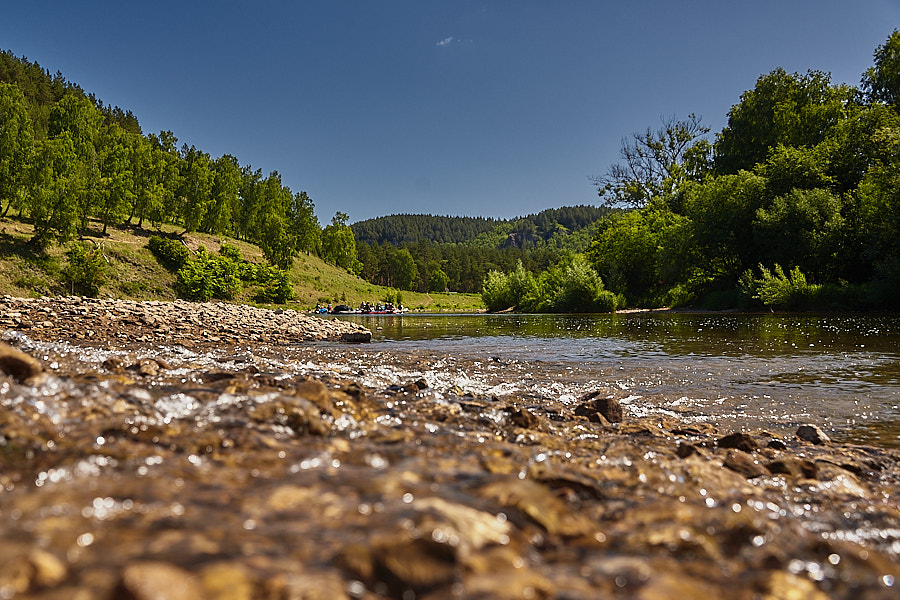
left=2, top=1, right=898, bottom=223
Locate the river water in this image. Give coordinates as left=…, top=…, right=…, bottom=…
left=311, top=312, right=900, bottom=447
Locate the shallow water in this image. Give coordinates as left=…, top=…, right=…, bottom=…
left=318, top=313, right=900, bottom=447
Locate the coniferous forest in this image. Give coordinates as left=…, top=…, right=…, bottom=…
left=2, top=31, right=900, bottom=312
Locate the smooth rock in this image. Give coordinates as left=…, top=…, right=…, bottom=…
left=796, top=424, right=830, bottom=445
left=717, top=432, right=761, bottom=453
left=0, top=341, right=43, bottom=382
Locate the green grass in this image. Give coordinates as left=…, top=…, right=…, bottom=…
left=0, top=216, right=484, bottom=312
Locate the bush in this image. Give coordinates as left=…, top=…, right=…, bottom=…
left=219, top=242, right=242, bottom=262
left=481, top=270, right=513, bottom=312
left=740, top=264, right=819, bottom=309
left=252, top=265, right=294, bottom=304
left=63, top=242, right=107, bottom=297
left=482, top=256, right=621, bottom=313
left=148, top=236, right=190, bottom=272
left=176, top=246, right=241, bottom=302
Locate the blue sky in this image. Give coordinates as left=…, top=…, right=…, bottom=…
left=2, top=1, right=898, bottom=223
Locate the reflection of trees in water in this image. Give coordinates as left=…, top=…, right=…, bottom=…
left=339, top=314, right=900, bottom=358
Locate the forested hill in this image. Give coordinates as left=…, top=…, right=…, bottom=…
left=0, top=50, right=142, bottom=135
left=352, top=205, right=610, bottom=246
left=351, top=214, right=499, bottom=245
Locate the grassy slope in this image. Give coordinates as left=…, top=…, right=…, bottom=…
left=0, top=216, right=484, bottom=312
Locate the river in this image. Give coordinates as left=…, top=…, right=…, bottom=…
left=311, top=312, right=900, bottom=447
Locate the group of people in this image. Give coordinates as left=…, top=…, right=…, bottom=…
left=312, top=301, right=404, bottom=314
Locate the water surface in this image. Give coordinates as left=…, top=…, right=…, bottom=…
left=320, top=313, right=900, bottom=447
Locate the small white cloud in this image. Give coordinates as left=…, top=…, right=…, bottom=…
left=436, top=36, right=454, bottom=47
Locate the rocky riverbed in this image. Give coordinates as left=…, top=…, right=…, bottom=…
left=0, top=297, right=898, bottom=599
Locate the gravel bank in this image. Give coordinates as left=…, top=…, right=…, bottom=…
left=0, top=295, right=372, bottom=345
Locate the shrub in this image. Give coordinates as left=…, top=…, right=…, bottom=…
left=219, top=242, right=242, bottom=262
left=482, top=256, right=621, bottom=313
left=148, top=236, right=190, bottom=272
left=176, top=246, right=241, bottom=302
left=481, top=270, right=513, bottom=312
left=741, top=264, right=819, bottom=309
left=252, top=265, right=294, bottom=304
left=63, top=242, right=107, bottom=297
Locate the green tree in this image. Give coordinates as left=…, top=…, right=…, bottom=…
left=0, top=83, right=35, bottom=218
left=321, top=212, right=362, bottom=275
left=28, top=133, right=80, bottom=245
left=754, top=144, right=833, bottom=199
left=289, top=191, right=320, bottom=255
left=861, top=29, right=900, bottom=108
left=204, top=154, right=241, bottom=234
left=857, top=126, right=900, bottom=289
left=714, top=69, right=855, bottom=174
left=587, top=208, right=690, bottom=304
left=258, top=212, right=296, bottom=270
left=96, top=123, right=134, bottom=234
left=592, top=114, right=710, bottom=209
left=48, top=92, right=103, bottom=236
left=681, top=172, right=769, bottom=286
left=386, top=247, right=418, bottom=291
left=428, top=267, right=450, bottom=292
left=753, top=188, right=844, bottom=279
left=178, top=145, right=213, bottom=232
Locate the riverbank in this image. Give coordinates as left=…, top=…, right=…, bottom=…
left=0, top=303, right=898, bottom=598
left=0, top=295, right=373, bottom=345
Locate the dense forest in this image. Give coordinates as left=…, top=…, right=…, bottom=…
left=352, top=205, right=610, bottom=293
left=483, top=31, right=900, bottom=312
left=0, top=50, right=360, bottom=277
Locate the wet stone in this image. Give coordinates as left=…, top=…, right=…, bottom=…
left=574, top=391, right=624, bottom=423
left=506, top=406, right=544, bottom=430
left=114, top=561, right=204, bottom=600
left=717, top=431, right=761, bottom=453
left=796, top=423, right=831, bottom=445
left=723, top=450, right=769, bottom=479
left=0, top=341, right=43, bottom=382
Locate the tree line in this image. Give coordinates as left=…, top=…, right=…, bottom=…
left=353, top=205, right=610, bottom=293
left=485, top=31, right=900, bottom=312
left=0, top=51, right=358, bottom=273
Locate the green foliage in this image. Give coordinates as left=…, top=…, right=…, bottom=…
left=175, top=245, right=240, bottom=302
left=482, top=257, right=621, bottom=314
left=714, top=68, right=856, bottom=175
left=740, top=264, right=818, bottom=309
left=861, top=29, right=900, bottom=108
left=321, top=212, right=362, bottom=275
left=252, top=264, right=294, bottom=304
left=428, top=267, right=450, bottom=292
left=481, top=270, right=514, bottom=312
left=219, top=241, right=242, bottom=261
left=592, top=114, right=710, bottom=209
left=148, top=235, right=190, bottom=271
left=63, top=241, right=107, bottom=297
left=753, top=188, right=844, bottom=279
left=587, top=208, right=691, bottom=306
left=0, top=82, right=35, bottom=216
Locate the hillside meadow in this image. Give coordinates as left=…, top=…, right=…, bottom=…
left=0, top=216, right=484, bottom=312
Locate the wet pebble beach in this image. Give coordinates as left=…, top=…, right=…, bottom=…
left=0, top=296, right=898, bottom=599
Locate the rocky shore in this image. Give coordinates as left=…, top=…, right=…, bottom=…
left=0, top=297, right=898, bottom=599
left=0, top=295, right=373, bottom=345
